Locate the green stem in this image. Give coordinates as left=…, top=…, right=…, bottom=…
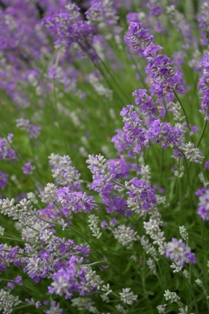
left=174, top=145, right=193, bottom=207
left=173, top=90, right=191, bottom=131
left=180, top=270, right=199, bottom=314
left=197, top=120, right=208, bottom=147
left=0, top=236, right=23, bottom=242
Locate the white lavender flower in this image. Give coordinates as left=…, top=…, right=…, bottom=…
left=179, top=226, right=188, bottom=242
left=178, top=305, right=193, bottom=314
left=164, top=290, right=181, bottom=304
left=40, top=183, right=57, bottom=204
left=0, top=289, right=21, bottom=314
left=157, top=304, right=167, bottom=314
left=27, top=192, right=38, bottom=204
left=143, top=218, right=166, bottom=255
left=89, top=72, right=113, bottom=100
left=140, top=164, right=151, bottom=184
left=180, top=142, right=204, bottom=164
left=198, top=172, right=209, bottom=187
left=119, top=288, right=138, bottom=305
left=0, top=226, right=5, bottom=236
left=140, top=236, right=158, bottom=260
left=195, top=279, right=202, bottom=286
left=182, top=269, right=190, bottom=280
left=88, top=214, right=102, bottom=239
left=49, top=153, right=81, bottom=187
left=101, top=284, right=112, bottom=296
left=113, top=225, right=139, bottom=247
left=115, top=304, right=128, bottom=313
left=147, top=258, right=157, bottom=275
left=84, top=268, right=103, bottom=290
left=71, top=298, right=95, bottom=311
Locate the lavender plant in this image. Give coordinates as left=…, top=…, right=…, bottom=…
left=1, top=0, right=209, bottom=313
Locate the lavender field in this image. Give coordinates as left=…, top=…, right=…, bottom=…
left=0, top=1, right=209, bottom=313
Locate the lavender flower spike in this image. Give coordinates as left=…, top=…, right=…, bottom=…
left=198, top=51, right=209, bottom=120
left=166, top=238, right=196, bottom=267
left=196, top=188, right=209, bottom=220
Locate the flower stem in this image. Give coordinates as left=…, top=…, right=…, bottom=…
left=197, top=120, right=208, bottom=147
left=173, top=90, right=191, bottom=131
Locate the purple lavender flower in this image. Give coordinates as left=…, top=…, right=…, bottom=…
left=43, top=4, right=97, bottom=61
left=120, top=104, right=148, bottom=153
left=87, top=154, right=113, bottom=193
left=167, top=5, right=193, bottom=47
left=126, top=12, right=140, bottom=24
left=16, top=118, right=41, bottom=138
left=85, top=0, right=120, bottom=36
left=22, top=162, right=35, bottom=175
left=7, top=276, right=22, bottom=289
left=44, top=301, right=63, bottom=314
left=24, top=254, right=51, bottom=282
left=197, top=1, right=209, bottom=46
left=204, top=161, right=209, bottom=169
left=198, top=51, right=209, bottom=120
left=111, top=129, right=134, bottom=157
left=48, top=256, right=102, bottom=299
left=196, top=188, right=209, bottom=220
left=146, top=0, right=163, bottom=17
left=166, top=238, right=196, bottom=267
left=0, top=1, right=51, bottom=105
left=55, top=187, right=97, bottom=214
left=0, top=134, right=16, bottom=161
left=124, top=22, right=156, bottom=57
left=0, top=171, right=8, bottom=189
left=101, top=221, right=108, bottom=228
left=16, top=119, right=30, bottom=130
left=147, top=54, right=185, bottom=99
left=29, top=125, right=41, bottom=138
left=103, top=194, right=128, bottom=215
left=125, top=22, right=186, bottom=101
left=126, top=178, right=157, bottom=212
left=0, top=244, right=25, bottom=272
left=38, top=205, right=60, bottom=221
left=172, top=51, right=186, bottom=67
left=107, top=159, right=130, bottom=179
left=147, top=119, right=183, bottom=149
left=87, top=155, right=131, bottom=215
left=49, top=153, right=81, bottom=189
left=132, top=88, right=157, bottom=120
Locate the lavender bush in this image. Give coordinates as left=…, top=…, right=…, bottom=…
left=0, top=0, right=209, bottom=313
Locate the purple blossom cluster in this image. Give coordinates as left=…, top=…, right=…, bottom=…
left=167, top=5, right=194, bottom=48
left=0, top=134, right=16, bottom=162
left=147, top=119, right=183, bottom=149
left=85, top=0, right=121, bottom=37
left=87, top=154, right=129, bottom=215
left=166, top=238, right=196, bottom=267
left=16, top=118, right=41, bottom=138
left=113, top=104, right=184, bottom=159
left=22, top=162, right=35, bottom=175
left=126, top=178, right=156, bottom=212
left=196, top=188, right=209, bottom=220
left=48, top=153, right=81, bottom=188
left=0, top=0, right=51, bottom=106
left=55, top=187, right=97, bottom=216
left=124, top=21, right=185, bottom=101
left=0, top=171, right=8, bottom=189
left=198, top=51, right=209, bottom=120
left=48, top=256, right=102, bottom=298
left=146, top=0, right=163, bottom=17
left=43, top=3, right=97, bottom=61
left=198, top=0, right=209, bottom=46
